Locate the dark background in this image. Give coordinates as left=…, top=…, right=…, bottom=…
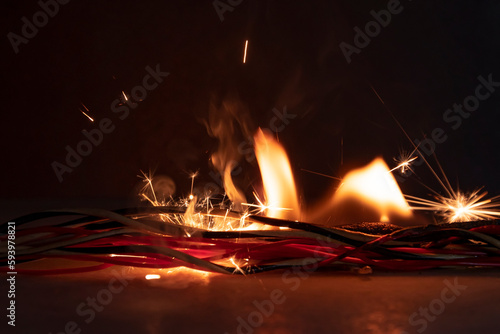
left=2, top=0, right=500, bottom=216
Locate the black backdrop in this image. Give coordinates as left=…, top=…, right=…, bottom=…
left=2, top=1, right=500, bottom=214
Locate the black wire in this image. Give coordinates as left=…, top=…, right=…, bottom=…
left=249, top=215, right=366, bottom=247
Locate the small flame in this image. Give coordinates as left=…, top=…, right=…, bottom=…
left=334, top=158, right=412, bottom=222
left=254, top=129, right=300, bottom=220
left=309, top=158, right=413, bottom=225
left=206, top=97, right=253, bottom=210
left=223, top=161, right=246, bottom=211
left=336, top=158, right=412, bottom=222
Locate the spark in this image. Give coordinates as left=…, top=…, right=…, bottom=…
left=368, top=83, right=455, bottom=199
left=81, top=102, right=90, bottom=112
left=79, top=103, right=94, bottom=122
left=389, top=156, right=418, bottom=175
left=407, top=189, right=500, bottom=223
left=390, top=146, right=420, bottom=176
left=243, top=40, right=249, bottom=64
left=80, top=110, right=94, bottom=122
left=189, top=171, right=199, bottom=200
left=367, top=83, right=500, bottom=224
left=133, top=166, right=276, bottom=231
left=122, top=91, right=128, bottom=101
left=138, top=170, right=160, bottom=206
left=300, top=168, right=342, bottom=181
left=230, top=257, right=246, bottom=275
left=136, top=169, right=258, bottom=231
left=242, top=192, right=292, bottom=215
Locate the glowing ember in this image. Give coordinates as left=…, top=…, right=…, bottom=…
left=254, top=128, right=301, bottom=220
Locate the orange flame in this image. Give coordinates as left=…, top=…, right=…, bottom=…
left=223, top=161, right=246, bottom=211
left=254, top=129, right=300, bottom=220
left=334, top=158, right=412, bottom=222
left=308, top=158, right=412, bottom=225
left=206, top=97, right=253, bottom=210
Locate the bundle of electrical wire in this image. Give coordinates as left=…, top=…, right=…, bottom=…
left=2, top=205, right=500, bottom=275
